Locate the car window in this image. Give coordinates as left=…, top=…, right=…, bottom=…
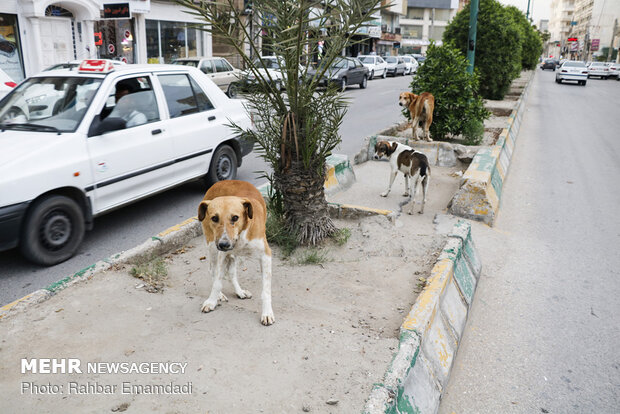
left=385, top=57, right=397, bottom=63
left=0, top=76, right=102, bottom=132
left=173, top=60, right=199, bottom=68
left=200, top=60, right=214, bottom=74
left=220, top=59, right=234, bottom=72
left=214, top=59, right=229, bottom=73
left=107, top=76, right=159, bottom=128
left=348, top=60, right=355, bottom=68
left=158, top=74, right=199, bottom=118
left=188, top=75, right=214, bottom=112
left=563, top=62, right=585, bottom=68
left=377, top=57, right=384, bottom=63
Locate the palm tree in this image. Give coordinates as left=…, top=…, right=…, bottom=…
left=178, top=0, right=383, bottom=245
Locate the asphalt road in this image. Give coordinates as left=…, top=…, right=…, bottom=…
left=0, top=74, right=412, bottom=305
left=439, top=71, right=620, bottom=412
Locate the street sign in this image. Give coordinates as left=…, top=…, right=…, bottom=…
left=108, top=43, right=115, bottom=54
left=124, top=30, right=131, bottom=40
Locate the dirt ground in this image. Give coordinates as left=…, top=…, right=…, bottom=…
left=0, top=215, right=445, bottom=414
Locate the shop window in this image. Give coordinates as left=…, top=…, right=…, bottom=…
left=429, top=26, right=446, bottom=41
left=146, top=20, right=160, bottom=64
left=146, top=20, right=200, bottom=63
left=158, top=74, right=199, bottom=118
left=95, top=19, right=136, bottom=64
left=407, top=8, right=425, bottom=20
left=402, top=25, right=423, bottom=39
left=0, top=13, right=25, bottom=81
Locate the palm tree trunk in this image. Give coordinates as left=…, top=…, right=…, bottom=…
left=275, top=161, right=335, bottom=245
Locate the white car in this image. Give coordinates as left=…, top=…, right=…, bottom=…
left=0, top=68, right=17, bottom=100
left=242, top=56, right=297, bottom=91
left=587, top=62, right=609, bottom=79
left=555, top=60, right=588, bottom=85
left=173, top=57, right=242, bottom=98
left=0, top=59, right=253, bottom=265
left=401, top=55, right=419, bottom=75
left=607, top=62, right=619, bottom=78
left=357, top=55, right=387, bottom=79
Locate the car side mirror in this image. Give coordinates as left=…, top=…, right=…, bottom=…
left=88, top=114, right=126, bottom=137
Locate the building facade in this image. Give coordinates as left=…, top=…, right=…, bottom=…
left=549, top=0, right=575, bottom=58
left=399, top=0, right=459, bottom=55
left=573, top=0, right=620, bottom=60
left=0, top=0, right=213, bottom=81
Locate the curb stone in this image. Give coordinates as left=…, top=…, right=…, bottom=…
left=363, top=220, right=481, bottom=414
left=448, top=71, right=534, bottom=224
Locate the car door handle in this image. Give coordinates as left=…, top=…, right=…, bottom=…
left=151, top=129, right=162, bottom=135
left=208, top=116, right=216, bottom=121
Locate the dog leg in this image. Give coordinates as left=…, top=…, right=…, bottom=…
left=381, top=171, right=398, bottom=197
left=260, top=251, right=275, bottom=325
left=408, top=174, right=420, bottom=215
left=229, top=255, right=252, bottom=299
left=419, top=175, right=429, bottom=214
left=201, top=249, right=226, bottom=313
left=403, top=174, right=410, bottom=197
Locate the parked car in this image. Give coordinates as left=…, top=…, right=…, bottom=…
left=540, top=58, right=556, bottom=71
left=587, top=61, right=609, bottom=79
left=555, top=60, right=588, bottom=85
left=384, top=56, right=406, bottom=76
left=357, top=55, right=387, bottom=79
left=173, top=57, right=241, bottom=98
left=411, top=54, right=426, bottom=65
left=0, top=59, right=253, bottom=265
left=307, top=57, right=369, bottom=91
left=240, top=56, right=288, bottom=91
left=0, top=68, right=17, bottom=100
left=607, top=62, right=619, bottom=78
left=401, top=55, right=419, bottom=75
left=44, top=59, right=126, bottom=72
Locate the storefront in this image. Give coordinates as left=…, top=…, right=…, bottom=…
left=0, top=12, right=24, bottom=81
left=145, top=19, right=200, bottom=63
left=95, top=3, right=137, bottom=63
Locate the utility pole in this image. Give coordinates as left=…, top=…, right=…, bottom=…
left=526, top=0, right=531, bottom=21
left=467, top=0, right=479, bottom=74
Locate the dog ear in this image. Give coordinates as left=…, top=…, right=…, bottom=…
left=242, top=199, right=253, bottom=220
left=198, top=201, right=209, bottom=222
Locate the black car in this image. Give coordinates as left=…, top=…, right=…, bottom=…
left=307, top=57, right=369, bottom=92
left=540, top=58, right=557, bottom=71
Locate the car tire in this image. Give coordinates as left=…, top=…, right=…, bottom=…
left=382, top=70, right=387, bottom=79
left=587, top=75, right=591, bottom=79
left=206, top=145, right=238, bottom=186
left=360, top=75, right=367, bottom=89
left=227, top=83, right=238, bottom=99
left=20, top=195, right=85, bottom=266
left=340, top=77, right=347, bottom=92
left=582, top=81, right=587, bottom=86
left=369, top=70, right=374, bottom=80
left=1, top=106, right=26, bottom=123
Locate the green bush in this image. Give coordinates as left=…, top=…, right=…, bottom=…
left=505, top=6, right=543, bottom=70
left=407, top=43, right=489, bottom=142
left=443, top=0, right=522, bottom=99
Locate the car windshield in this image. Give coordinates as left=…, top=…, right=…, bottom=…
left=44, top=63, right=80, bottom=71
left=254, top=58, right=281, bottom=69
left=563, top=62, right=586, bottom=68
left=385, top=57, right=397, bottom=63
left=359, top=57, right=375, bottom=64
left=173, top=60, right=199, bottom=67
left=590, top=62, right=605, bottom=66
left=0, top=76, right=102, bottom=133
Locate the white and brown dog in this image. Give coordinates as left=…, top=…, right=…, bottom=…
left=399, top=91, right=435, bottom=142
left=374, top=140, right=431, bottom=214
left=197, top=180, right=274, bottom=325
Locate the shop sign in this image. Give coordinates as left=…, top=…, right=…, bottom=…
left=591, top=38, right=600, bottom=51
left=94, top=32, right=103, bottom=46
left=129, top=0, right=151, bottom=14
left=103, top=3, right=131, bottom=19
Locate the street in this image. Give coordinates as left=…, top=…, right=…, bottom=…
left=439, top=70, right=620, bottom=412
left=0, top=75, right=412, bottom=305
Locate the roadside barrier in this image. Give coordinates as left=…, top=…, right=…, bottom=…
left=364, top=220, right=481, bottom=413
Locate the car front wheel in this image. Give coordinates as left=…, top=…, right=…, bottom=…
left=206, top=145, right=238, bottom=186
left=20, top=195, right=85, bottom=266
left=360, top=75, right=367, bottom=89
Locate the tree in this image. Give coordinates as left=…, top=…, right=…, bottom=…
left=443, top=0, right=521, bottom=99
left=406, top=43, right=489, bottom=143
left=178, top=0, right=383, bottom=245
left=505, top=5, right=543, bottom=70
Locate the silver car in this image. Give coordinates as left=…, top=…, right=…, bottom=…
left=587, top=62, right=610, bottom=79
left=384, top=56, right=406, bottom=76
left=173, top=57, right=242, bottom=98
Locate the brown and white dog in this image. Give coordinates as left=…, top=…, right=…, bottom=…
left=399, top=91, right=435, bottom=142
left=197, top=180, right=274, bottom=325
left=374, top=140, right=431, bottom=214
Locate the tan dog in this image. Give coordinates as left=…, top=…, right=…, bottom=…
left=399, top=91, right=435, bottom=142
left=197, top=180, right=274, bottom=325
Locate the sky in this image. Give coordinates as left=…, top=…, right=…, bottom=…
left=499, top=0, right=551, bottom=24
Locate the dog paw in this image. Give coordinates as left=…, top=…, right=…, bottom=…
left=218, top=292, right=229, bottom=302
left=380, top=192, right=389, bottom=197
left=201, top=300, right=218, bottom=313
left=236, top=290, right=252, bottom=299
left=261, top=312, right=275, bottom=326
